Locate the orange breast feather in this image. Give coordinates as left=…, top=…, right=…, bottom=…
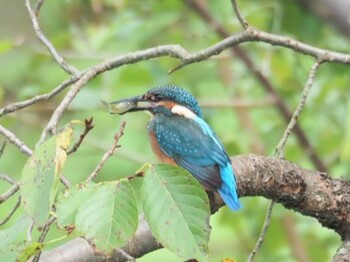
left=149, top=131, right=176, bottom=166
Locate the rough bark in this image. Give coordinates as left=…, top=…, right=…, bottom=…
left=39, top=155, right=350, bottom=261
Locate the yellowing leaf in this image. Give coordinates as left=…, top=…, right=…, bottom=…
left=55, top=124, right=73, bottom=175
left=20, top=124, right=74, bottom=227
left=17, top=242, right=44, bottom=262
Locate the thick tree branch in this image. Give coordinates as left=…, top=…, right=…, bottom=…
left=39, top=155, right=350, bottom=261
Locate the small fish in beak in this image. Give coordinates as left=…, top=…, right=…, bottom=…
left=101, top=99, right=138, bottom=114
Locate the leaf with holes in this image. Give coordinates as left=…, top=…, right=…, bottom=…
left=19, top=124, right=73, bottom=227
left=141, top=164, right=211, bottom=261
left=0, top=215, right=32, bottom=262
left=56, top=183, right=95, bottom=228
left=72, top=181, right=139, bottom=254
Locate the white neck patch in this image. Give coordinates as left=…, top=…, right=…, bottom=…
left=171, top=105, right=196, bottom=119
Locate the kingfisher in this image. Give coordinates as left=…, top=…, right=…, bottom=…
left=107, top=85, right=241, bottom=211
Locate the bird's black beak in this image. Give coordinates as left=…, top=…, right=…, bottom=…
left=102, top=95, right=155, bottom=115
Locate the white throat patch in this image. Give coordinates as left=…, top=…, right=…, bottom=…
left=171, top=105, right=196, bottom=119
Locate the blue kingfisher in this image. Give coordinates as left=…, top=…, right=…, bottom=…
left=107, top=85, right=241, bottom=211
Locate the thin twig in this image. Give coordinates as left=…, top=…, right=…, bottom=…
left=67, top=118, right=94, bottom=155
left=186, top=0, right=327, bottom=172
left=0, top=174, right=20, bottom=203
left=126, top=171, right=145, bottom=181
left=247, top=201, right=275, bottom=262
left=231, top=0, right=249, bottom=29
left=32, top=216, right=57, bottom=262
left=34, top=0, right=45, bottom=15
left=24, top=0, right=79, bottom=75
left=37, top=29, right=350, bottom=143
left=0, top=75, right=80, bottom=117
left=117, top=248, right=136, bottom=262
left=247, top=60, right=322, bottom=261
left=0, top=141, right=6, bottom=158
left=0, top=184, right=20, bottom=203
left=274, top=60, right=323, bottom=156
left=0, top=125, right=33, bottom=156
left=86, top=121, right=126, bottom=183
left=0, top=173, right=16, bottom=185
left=0, top=197, right=21, bottom=226
left=27, top=219, right=34, bottom=242
left=60, top=176, right=71, bottom=188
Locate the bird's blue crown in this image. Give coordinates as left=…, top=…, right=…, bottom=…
left=145, top=85, right=203, bottom=118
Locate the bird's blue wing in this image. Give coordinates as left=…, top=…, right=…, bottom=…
left=151, top=115, right=228, bottom=191
left=151, top=115, right=241, bottom=210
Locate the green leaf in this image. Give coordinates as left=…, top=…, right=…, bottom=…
left=17, top=242, right=44, bottom=262
left=141, top=164, right=210, bottom=261
left=56, top=183, right=95, bottom=227
left=57, top=181, right=139, bottom=254
left=0, top=215, right=32, bottom=262
left=20, top=125, right=73, bottom=227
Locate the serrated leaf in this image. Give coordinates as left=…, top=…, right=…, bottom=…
left=20, top=124, right=73, bottom=227
left=141, top=164, right=210, bottom=261
left=71, top=181, right=139, bottom=254
left=0, top=215, right=32, bottom=262
left=56, top=183, right=95, bottom=227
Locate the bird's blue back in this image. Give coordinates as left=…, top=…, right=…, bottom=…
left=148, top=112, right=242, bottom=211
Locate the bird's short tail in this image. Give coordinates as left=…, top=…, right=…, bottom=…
left=218, top=163, right=242, bottom=211
left=218, top=187, right=242, bottom=211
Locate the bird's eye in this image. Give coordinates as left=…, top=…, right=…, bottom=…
left=149, top=94, right=163, bottom=101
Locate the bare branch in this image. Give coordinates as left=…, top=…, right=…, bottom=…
left=85, top=121, right=126, bottom=183
left=116, top=249, right=136, bottom=262
left=59, top=176, right=71, bottom=188
left=0, top=75, right=80, bottom=117
left=247, top=201, right=275, bottom=262
left=24, top=0, right=79, bottom=75
left=34, top=0, right=45, bottom=15
left=33, top=24, right=350, bottom=143
left=0, top=173, right=20, bottom=204
left=67, top=118, right=94, bottom=155
left=0, top=125, right=33, bottom=156
left=231, top=0, right=249, bottom=29
left=0, top=141, right=6, bottom=158
left=0, top=197, right=21, bottom=226
left=187, top=0, right=328, bottom=172
left=0, top=184, right=20, bottom=203
left=32, top=216, right=57, bottom=262
left=249, top=60, right=322, bottom=260
left=275, top=60, right=322, bottom=156
left=0, top=173, right=16, bottom=185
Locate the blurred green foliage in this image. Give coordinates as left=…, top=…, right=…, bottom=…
left=0, top=0, right=349, bottom=261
